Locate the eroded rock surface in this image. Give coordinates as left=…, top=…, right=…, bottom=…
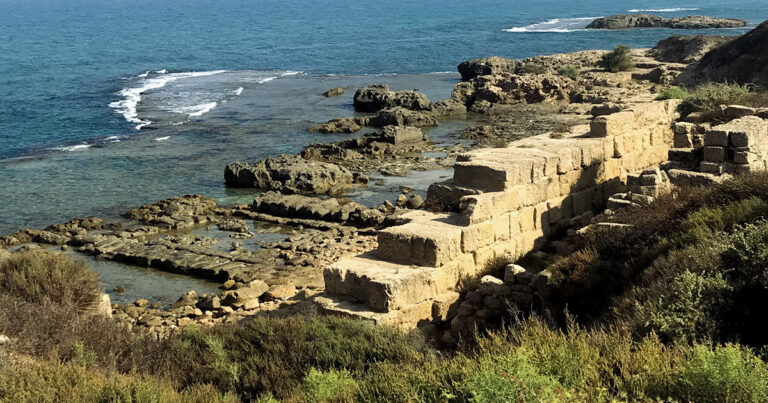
left=586, top=14, right=746, bottom=30
left=224, top=154, right=365, bottom=195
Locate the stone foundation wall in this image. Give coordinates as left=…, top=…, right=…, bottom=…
left=701, top=115, right=768, bottom=175
left=321, top=100, right=680, bottom=328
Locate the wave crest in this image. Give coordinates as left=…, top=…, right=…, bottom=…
left=503, top=17, right=600, bottom=33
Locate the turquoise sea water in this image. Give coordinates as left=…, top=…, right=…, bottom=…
left=0, top=0, right=765, bottom=234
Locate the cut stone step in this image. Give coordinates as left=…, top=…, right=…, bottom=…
left=324, top=252, right=475, bottom=313
left=377, top=215, right=463, bottom=267
left=314, top=294, right=433, bottom=329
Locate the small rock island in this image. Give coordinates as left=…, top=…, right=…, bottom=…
left=587, top=14, right=748, bottom=30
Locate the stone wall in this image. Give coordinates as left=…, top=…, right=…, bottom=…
left=701, top=115, right=768, bottom=175
left=320, top=100, right=680, bottom=328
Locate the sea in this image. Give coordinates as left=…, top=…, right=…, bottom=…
left=0, top=0, right=765, bottom=299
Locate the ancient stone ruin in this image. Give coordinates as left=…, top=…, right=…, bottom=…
left=316, top=100, right=680, bottom=326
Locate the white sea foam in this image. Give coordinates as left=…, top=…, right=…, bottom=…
left=503, top=17, right=599, bottom=33
left=628, top=7, right=700, bottom=12
left=181, top=102, right=218, bottom=118
left=234, top=87, right=244, bottom=96
left=155, top=136, right=171, bottom=141
left=52, top=144, right=91, bottom=152
left=258, top=76, right=277, bottom=84
left=109, top=70, right=226, bottom=130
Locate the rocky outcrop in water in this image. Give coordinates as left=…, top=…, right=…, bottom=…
left=691, top=20, right=768, bottom=87
left=649, top=35, right=735, bottom=64
left=224, top=154, right=366, bottom=195
left=457, top=56, right=521, bottom=81
left=353, top=84, right=434, bottom=112
left=586, top=14, right=747, bottom=30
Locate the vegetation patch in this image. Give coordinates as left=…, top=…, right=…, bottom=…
left=602, top=45, right=634, bottom=72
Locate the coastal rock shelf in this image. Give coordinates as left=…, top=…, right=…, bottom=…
left=586, top=14, right=747, bottom=30
left=320, top=100, right=682, bottom=327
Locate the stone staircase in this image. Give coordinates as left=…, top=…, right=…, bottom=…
left=316, top=100, right=681, bottom=328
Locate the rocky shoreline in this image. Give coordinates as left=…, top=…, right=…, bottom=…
left=0, top=30, right=754, bottom=336
left=586, top=14, right=747, bottom=30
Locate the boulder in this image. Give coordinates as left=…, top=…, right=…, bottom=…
left=308, top=117, right=363, bottom=134
left=221, top=280, right=268, bottom=306
left=457, top=56, right=520, bottom=81
left=323, top=87, right=344, bottom=97
left=368, top=107, right=439, bottom=127
left=353, top=84, right=433, bottom=112
left=225, top=154, right=361, bottom=195
left=263, top=283, right=297, bottom=301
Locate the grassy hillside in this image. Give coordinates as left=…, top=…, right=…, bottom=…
left=5, top=173, right=768, bottom=401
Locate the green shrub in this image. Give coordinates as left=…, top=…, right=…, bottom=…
left=658, top=86, right=688, bottom=100
left=300, top=368, right=358, bottom=403
left=648, top=270, right=730, bottom=343
left=0, top=360, right=235, bottom=403
left=463, top=350, right=564, bottom=402
left=602, top=45, right=634, bottom=72
left=672, top=344, right=768, bottom=402
left=0, top=250, right=102, bottom=313
left=556, top=64, right=580, bottom=80
left=679, top=82, right=752, bottom=117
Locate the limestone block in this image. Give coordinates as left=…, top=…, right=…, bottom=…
left=324, top=257, right=435, bottom=312
left=509, top=211, right=521, bottom=237
left=674, top=131, right=693, bottom=148
left=590, top=111, right=635, bottom=137
left=519, top=206, right=536, bottom=232
left=703, top=146, right=726, bottom=162
left=523, top=181, right=549, bottom=207
left=733, top=151, right=755, bottom=165
left=458, top=195, right=492, bottom=226
left=378, top=221, right=463, bottom=267
left=432, top=292, right=461, bottom=322
left=705, top=130, right=729, bottom=146
left=533, top=202, right=548, bottom=232
left=490, top=240, right=517, bottom=261
left=461, top=221, right=494, bottom=253
left=504, top=264, right=526, bottom=284
left=453, top=161, right=516, bottom=192
left=700, top=161, right=723, bottom=174
left=492, top=214, right=511, bottom=242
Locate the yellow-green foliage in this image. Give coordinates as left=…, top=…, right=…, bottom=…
left=657, top=86, right=688, bottom=100
left=602, top=45, right=634, bottom=72
left=300, top=369, right=358, bottom=403
left=679, top=82, right=752, bottom=116
left=556, top=64, right=580, bottom=80
left=0, top=360, right=236, bottom=403
left=0, top=250, right=102, bottom=312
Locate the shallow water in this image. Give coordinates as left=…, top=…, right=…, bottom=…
left=0, top=0, right=765, bottom=299
left=1, top=0, right=764, bottom=234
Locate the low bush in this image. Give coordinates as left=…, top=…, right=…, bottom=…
left=602, top=45, right=634, bottom=72
left=300, top=368, right=358, bottom=403
left=657, top=86, right=688, bottom=100
left=556, top=64, right=580, bottom=80
left=672, top=344, right=768, bottom=402
left=679, top=82, right=752, bottom=117
left=0, top=360, right=236, bottom=403
left=0, top=249, right=102, bottom=313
